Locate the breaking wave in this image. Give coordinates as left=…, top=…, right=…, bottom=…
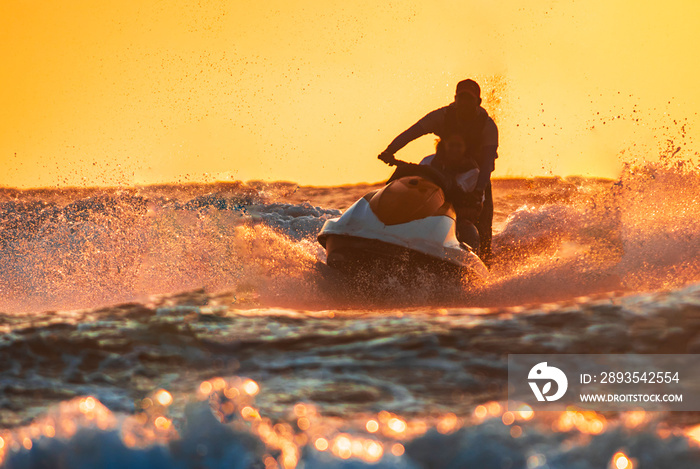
left=2, top=159, right=700, bottom=313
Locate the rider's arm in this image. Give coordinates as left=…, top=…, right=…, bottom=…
left=476, top=146, right=497, bottom=191
left=475, top=118, right=499, bottom=191
left=383, top=109, right=445, bottom=155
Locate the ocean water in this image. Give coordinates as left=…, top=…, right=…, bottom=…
left=1, top=159, right=700, bottom=468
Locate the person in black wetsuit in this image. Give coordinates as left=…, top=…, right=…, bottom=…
left=418, top=133, right=482, bottom=253
left=378, top=79, right=498, bottom=262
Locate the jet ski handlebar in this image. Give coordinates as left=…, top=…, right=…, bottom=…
left=386, top=160, right=453, bottom=195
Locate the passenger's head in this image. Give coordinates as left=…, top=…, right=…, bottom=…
left=454, top=79, right=481, bottom=119
left=438, top=134, right=467, bottom=168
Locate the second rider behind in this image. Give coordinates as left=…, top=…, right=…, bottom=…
left=419, top=133, right=482, bottom=254
left=378, top=79, right=498, bottom=262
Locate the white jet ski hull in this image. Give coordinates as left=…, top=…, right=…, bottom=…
left=318, top=197, right=488, bottom=280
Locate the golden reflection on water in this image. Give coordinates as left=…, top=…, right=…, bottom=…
left=0, top=378, right=697, bottom=467
left=0, top=384, right=540, bottom=467
left=155, top=389, right=173, bottom=406
left=553, top=408, right=607, bottom=435
left=612, top=451, right=634, bottom=469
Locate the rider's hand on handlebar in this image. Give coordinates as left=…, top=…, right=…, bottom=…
left=378, top=151, right=397, bottom=166
left=474, top=190, right=484, bottom=217
left=467, top=189, right=484, bottom=218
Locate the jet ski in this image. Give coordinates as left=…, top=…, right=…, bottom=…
left=317, top=161, right=489, bottom=281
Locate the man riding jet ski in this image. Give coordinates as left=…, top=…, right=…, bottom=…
left=378, top=78, right=498, bottom=263
left=317, top=133, right=489, bottom=280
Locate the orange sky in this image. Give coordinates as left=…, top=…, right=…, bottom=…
left=2, top=1, right=699, bottom=188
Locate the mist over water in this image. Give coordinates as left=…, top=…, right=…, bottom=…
left=0, top=183, right=330, bottom=313
left=478, top=159, right=700, bottom=306
left=2, top=156, right=699, bottom=314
